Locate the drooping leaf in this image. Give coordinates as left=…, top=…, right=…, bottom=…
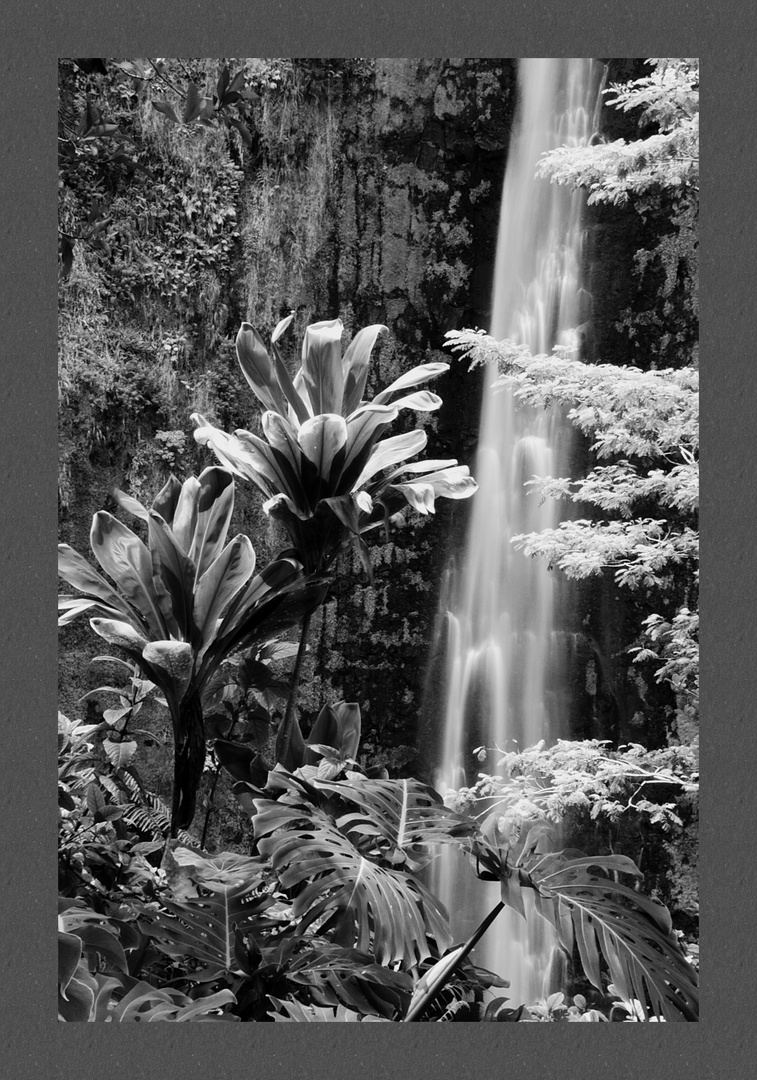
left=372, top=361, right=450, bottom=405
left=151, top=100, right=180, bottom=125
left=391, top=481, right=435, bottom=515
left=89, top=618, right=149, bottom=658
left=388, top=390, right=443, bottom=413
left=182, top=81, right=203, bottom=123
left=58, top=594, right=125, bottom=627
left=58, top=544, right=136, bottom=623
left=112, top=488, right=151, bottom=522
left=213, top=739, right=256, bottom=783
left=141, top=641, right=194, bottom=704
left=103, top=738, right=138, bottom=769
left=353, top=429, right=428, bottom=489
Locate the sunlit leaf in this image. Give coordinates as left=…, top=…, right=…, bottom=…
left=372, top=362, right=449, bottom=405
left=341, top=324, right=388, bottom=415
left=90, top=513, right=166, bottom=638
left=236, top=323, right=286, bottom=414
left=301, top=318, right=344, bottom=415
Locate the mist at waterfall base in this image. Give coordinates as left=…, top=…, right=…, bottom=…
left=426, top=59, right=604, bottom=1006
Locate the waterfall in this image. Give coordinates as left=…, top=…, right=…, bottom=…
left=430, top=58, right=603, bottom=1005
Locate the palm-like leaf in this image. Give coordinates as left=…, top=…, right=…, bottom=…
left=192, top=318, right=477, bottom=573
left=253, top=773, right=476, bottom=967
left=58, top=467, right=325, bottom=832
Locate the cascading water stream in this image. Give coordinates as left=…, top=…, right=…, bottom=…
left=429, top=58, right=604, bottom=1005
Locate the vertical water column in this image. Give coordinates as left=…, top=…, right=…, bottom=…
left=431, top=58, right=601, bottom=1004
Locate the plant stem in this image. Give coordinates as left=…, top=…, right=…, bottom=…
left=200, top=762, right=221, bottom=850
left=171, top=691, right=205, bottom=838
left=275, top=611, right=312, bottom=767
left=200, top=716, right=239, bottom=850
left=402, top=900, right=506, bottom=1022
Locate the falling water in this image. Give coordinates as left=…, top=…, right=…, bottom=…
left=430, top=58, right=603, bottom=1004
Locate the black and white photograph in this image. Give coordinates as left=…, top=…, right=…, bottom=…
left=55, top=56, right=700, bottom=1026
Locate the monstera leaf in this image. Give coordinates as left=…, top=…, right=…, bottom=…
left=526, top=851, right=698, bottom=1022
left=284, top=942, right=412, bottom=1019
left=137, top=878, right=274, bottom=982
left=253, top=773, right=476, bottom=967
left=269, top=998, right=389, bottom=1022
left=309, top=774, right=477, bottom=872
left=473, top=824, right=699, bottom=1022
left=105, top=983, right=239, bottom=1022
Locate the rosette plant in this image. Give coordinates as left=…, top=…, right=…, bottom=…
left=191, top=315, right=478, bottom=576
left=192, top=316, right=478, bottom=762
left=58, top=467, right=326, bottom=834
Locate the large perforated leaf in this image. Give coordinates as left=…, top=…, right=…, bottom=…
left=137, top=879, right=274, bottom=982
left=253, top=775, right=473, bottom=966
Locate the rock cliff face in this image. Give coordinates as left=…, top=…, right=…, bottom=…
left=58, top=58, right=680, bottom=766
left=58, top=59, right=517, bottom=774
left=58, top=58, right=695, bottom=916
left=237, top=59, right=517, bottom=773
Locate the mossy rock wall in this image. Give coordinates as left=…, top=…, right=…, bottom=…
left=58, top=59, right=516, bottom=773
left=237, top=58, right=517, bottom=771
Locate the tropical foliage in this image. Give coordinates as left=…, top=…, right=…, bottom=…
left=448, top=738, right=699, bottom=832
left=58, top=466, right=325, bottom=833
left=446, top=332, right=699, bottom=728
left=192, top=315, right=478, bottom=576
left=192, top=314, right=477, bottom=761
left=537, top=57, right=698, bottom=369
left=58, top=57, right=698, bottom=1025
left=58, top=705, right=698, bottom=1022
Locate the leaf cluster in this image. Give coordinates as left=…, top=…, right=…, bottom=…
left=448, top=738, right=698, bottom=832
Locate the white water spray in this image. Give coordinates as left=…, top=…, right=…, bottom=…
left=431, top=58, right=603, bottom=1005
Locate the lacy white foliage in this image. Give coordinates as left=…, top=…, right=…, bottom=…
left=446, top=738, right=699, bottom=833
left=447, top=331, right=698, bottom=703
left=631, top=607, right=699, bottom=705
left=513, top=518, right=698, bottom=589
left=453, top=336, right=698, bottom=460
left=447, top=333, right=698, bottom=589
left=537, top=59, right=699, bottom=206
